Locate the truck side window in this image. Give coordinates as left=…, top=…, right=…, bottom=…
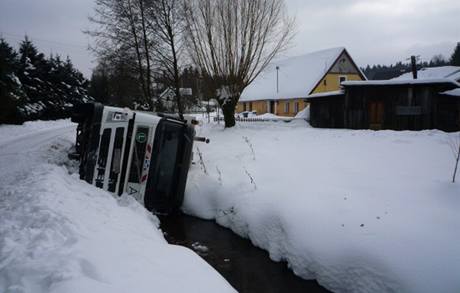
left=128, top=127, right=149, bottom=183
left=95, top=128, right=111, bottom=188
left=108, top=127, right=125, bottom=192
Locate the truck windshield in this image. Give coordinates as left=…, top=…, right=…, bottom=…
left=145, top=120, right=182, bottom=212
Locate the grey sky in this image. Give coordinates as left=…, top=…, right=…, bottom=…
left=1, top=0, right=459, bottom=78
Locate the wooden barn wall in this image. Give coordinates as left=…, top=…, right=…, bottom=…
left=309, top=96, right=345, bottom=128
left=344, top=84, right=460, bottom=131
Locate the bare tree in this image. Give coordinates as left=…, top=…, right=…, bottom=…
left=145, top=0, right=185, bottom=114
left=183, top=0, right=294, bottom=127
left=87, top=0, right=154, bottom=109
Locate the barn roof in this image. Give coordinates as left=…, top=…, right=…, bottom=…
left=392, top=66, right=460, bottom=81
left=304, top=90, right=344, bottom=100
left=441, top=88, right=460, bottom=97
left=240, top=47, right=354, bottom=102
left=342, top=78, right=460, bottom=87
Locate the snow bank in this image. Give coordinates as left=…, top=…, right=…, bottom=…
left=0, top=119, right=72, bottom=144
left=0, top=121, right=234, bottom=293
left=184, top=122, right=460, bottom=293
left=294, top=106, right=310, bottom=120
left=255, top=113, right=294, bottom=120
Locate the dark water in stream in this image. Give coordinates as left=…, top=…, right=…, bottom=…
left=159, top=214, right=330, bottom=293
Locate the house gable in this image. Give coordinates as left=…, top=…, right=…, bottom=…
left=329, top=51, right=361, bottom=74
left=310, top=49, right=366, bottom=95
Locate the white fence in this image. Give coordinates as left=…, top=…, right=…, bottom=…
left=213, top=117, right=306, bottom=123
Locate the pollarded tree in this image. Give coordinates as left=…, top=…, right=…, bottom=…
left=183, top=0, right=295, bottom=127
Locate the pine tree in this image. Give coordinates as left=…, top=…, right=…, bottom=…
left=450, top=42, right=460, bottom=66
left=0, top=38, right=27, bottom=123
left=0, top=37, right=92, bottom=123
left=19, top=36, right=42, bottom=65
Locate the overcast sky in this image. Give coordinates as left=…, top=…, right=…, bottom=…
left=1, top=0, right=459, bottom=77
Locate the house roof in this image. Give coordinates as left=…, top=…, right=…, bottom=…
left=240, top=47, right=360, bottom=102
left=441, top=88, right=460, bottom=97
left=392, top=66, right=460, bottom=81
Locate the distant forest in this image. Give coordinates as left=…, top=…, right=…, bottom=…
left=362, top=42, right=460, bottom=80
left=0, top=37, right=91, bottom=124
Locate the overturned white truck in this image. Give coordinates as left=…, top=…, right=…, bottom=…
left=71, top=103, right=206, bottom=214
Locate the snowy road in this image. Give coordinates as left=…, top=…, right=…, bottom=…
left=0, top=120, right=235, bottom=293
left=0, top=123, right=75, bottom=183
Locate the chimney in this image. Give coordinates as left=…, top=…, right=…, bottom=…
left=411, top=56, right=418, bottom=79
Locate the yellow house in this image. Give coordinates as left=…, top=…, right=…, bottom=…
left=237, top=47, right=367, bottom=117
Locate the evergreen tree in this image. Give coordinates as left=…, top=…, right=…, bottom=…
left=450, top=42, right=460, bottom=66
left=1, top=37, right=92, bottom=124
left=0, top=38, right=27, bottom=124
left=19, top=36, right=40, bottom=64
left=429, top=54, right=448, bottom=67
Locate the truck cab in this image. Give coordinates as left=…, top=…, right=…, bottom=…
left=72, top=103, right=196, bottom=214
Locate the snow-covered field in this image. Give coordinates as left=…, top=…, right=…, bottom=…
left=185, top=119, right=460, bottom=293
left=2, top=118, right=460, bottom=293
left=0, top=120, right=234, bottom=293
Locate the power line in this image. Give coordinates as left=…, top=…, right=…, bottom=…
left=0, top=31, right=90, bottom=51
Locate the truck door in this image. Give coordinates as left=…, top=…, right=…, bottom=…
left=125, top=126, right=151, bottom=201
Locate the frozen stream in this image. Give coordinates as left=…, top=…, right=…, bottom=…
left=160, top=214, right=330, bottom=293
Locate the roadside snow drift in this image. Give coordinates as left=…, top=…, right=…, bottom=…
left=184, top=120, right=460, bottom=293
left=0, top=121, right=234, bottom=293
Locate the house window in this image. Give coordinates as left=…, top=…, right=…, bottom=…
left=284, top=102, right=289, bottom=113
left=323, top=79, right=327, bottom=86
left=339, top=76, right=347, bottom=84
left=249, top=102, right=253, bottom=111
left=294, top=102, right=299, bottom=113
left=243, top=102, right=247, bottom=111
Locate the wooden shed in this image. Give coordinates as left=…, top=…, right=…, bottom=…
left=342, top=79, right=460, bottom=131
left=307, top=79, right=460, bottom=131
left=306, top=91, right=345, bottom=128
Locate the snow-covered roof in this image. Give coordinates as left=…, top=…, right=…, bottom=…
left=441, top=88, right=460, bottom=97
left=240, top=47, right=348, bottom=102
left=393, top=66, right=460, bottom=81
left=305, top=90, right=344, bottom=100
left=343, top=78, right=460, bottom=87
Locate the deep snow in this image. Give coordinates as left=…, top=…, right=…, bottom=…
left=0, top=120, right=235, bottom=293
left=184, top=119, right=460, bottom=293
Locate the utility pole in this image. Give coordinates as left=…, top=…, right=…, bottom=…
left=407, top=55, right=420, bottom=79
